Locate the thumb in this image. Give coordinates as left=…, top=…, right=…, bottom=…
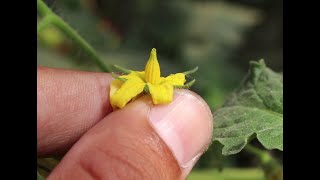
left=47, top=89, right=213, bottom=180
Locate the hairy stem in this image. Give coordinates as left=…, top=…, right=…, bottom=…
left=50, top=16, right=110, bottom=72
left=245, top=144, right=282, bottom=180
left=37, top=15, right=53, bottom=33
left=37, top=0, right=110, bottom=72
left=37, top=0, right=52, bottom=16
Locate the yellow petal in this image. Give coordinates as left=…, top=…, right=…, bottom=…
left=110, top=72, right=146, bottom=109
left=132, top=71, right=145, bottom=81
left=111, top=80, right=145, bottom=109
left=109, top=79, right=124, bottom=109
left=144, top=48, right=161, bottom=84
left=147, top=83, right=174, bottom=104
left=161, top=73, right=186, bottom=86
left=119, top=71, right=145, bottom=80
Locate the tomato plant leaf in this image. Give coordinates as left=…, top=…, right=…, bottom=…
left=213, top=59, right=283, bottom=155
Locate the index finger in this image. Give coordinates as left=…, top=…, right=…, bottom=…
left=37, top=67, right=113, bottom=156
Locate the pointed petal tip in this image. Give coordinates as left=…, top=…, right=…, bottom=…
left=151, top=48, right=157, bottom=57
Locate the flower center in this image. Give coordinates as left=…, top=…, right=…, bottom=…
left=144, top=48, right=161, bottom=84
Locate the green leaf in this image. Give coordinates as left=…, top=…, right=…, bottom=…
left=213, top=60, right=283, bottom=155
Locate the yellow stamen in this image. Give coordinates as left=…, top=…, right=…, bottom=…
left=145, top=48, right=161, bottom=84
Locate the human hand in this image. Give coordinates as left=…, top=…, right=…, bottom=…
left=37, top=67, right=213, bottom=180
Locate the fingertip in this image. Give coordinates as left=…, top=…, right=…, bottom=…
left=149, top=89, right=213, bottom=169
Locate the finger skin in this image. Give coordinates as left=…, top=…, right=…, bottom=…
left=47, top=97, right=182, bottom=180
left=37, top=67, right=113, bottom=156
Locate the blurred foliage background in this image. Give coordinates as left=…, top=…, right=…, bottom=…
left=37, top=0, right=282, bottom=179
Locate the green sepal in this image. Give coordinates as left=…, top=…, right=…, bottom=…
left=182, top=66, right=198, bottom=75
left=143, top=84, right=150, bottom=93
left=111, top=72, right=127, bottom=82
left=174, top=79, right=196, bottom=88
left=113, top=64, right=131, bottom=74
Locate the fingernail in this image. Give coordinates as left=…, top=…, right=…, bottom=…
left=149, top=90, right=213, bottom=168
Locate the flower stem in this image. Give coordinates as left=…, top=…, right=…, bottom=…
left=51, top=16, right=110, bottom=72
left=37, top=0, right=52, bottom=16
left=245, top=144, right=282, bottom=180
left=37, top=0, right=110, bottom=72
left=37, top=15, right=53, bottom=33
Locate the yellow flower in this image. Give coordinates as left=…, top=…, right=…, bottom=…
left=110, top=48, right=197, bottom=109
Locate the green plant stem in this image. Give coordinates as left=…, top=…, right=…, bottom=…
left=37, top=0, right=52, bottom=16
left=37, top=0, right=110, bottom=72
left=51, top=16, right=110, bottom=72
left=37, top=15, right=53, bottom=33
left=245, top=144, right=269, bottom=161
left=245, top=144, right=282, bottom=180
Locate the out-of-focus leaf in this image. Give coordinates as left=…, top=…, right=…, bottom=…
left=38, top=25, right=66, bottom=48
left=37, top=171, right=45, bottom=180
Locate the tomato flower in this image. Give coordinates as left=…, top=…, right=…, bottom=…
left=110, top=48, right=197, bottom=109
